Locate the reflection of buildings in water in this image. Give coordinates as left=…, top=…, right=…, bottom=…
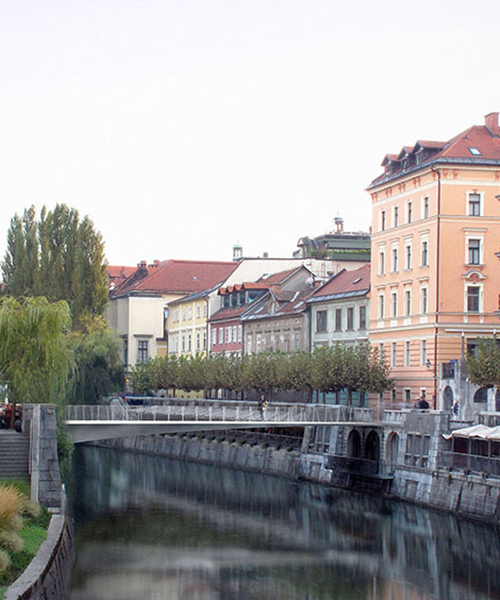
left=72, top=446, right=500, bottom=600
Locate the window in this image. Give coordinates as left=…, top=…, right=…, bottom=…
left=219, top=328, right=224, bottom=344
left=226, top=327, right=231, bottom=343
left=378, top=293, right=385, bottom=319
left=379, top=250, right=385, bottom=275
left=421, top=340, right=427, bottom=366
left=196, top=332, right=200, bottom=351
left=379, top=343, right=385, bottom=357
left=203, top=303, right=207, bottom=316
left=392, top=247, right=398, bottom=272
left=391, top=342, right=397, bottom=367
left=247, top=335, right=252, bottom=354
left=188, top=333, right=192, bottom=352
left=393, top=206, right=399, bottom=228
left=421, top=240, right=429, bottom=267
left=405, top=341, right=411, bottom=366
left=295, top=332, right=300, bottom=351
left=232, top=326, right=237, bottom=342
left=316, top=310, right=327, bottom=332
left=347, top=307, right=354, bottom=330
left=188, top=306, right=192, bottom=319
left=468, top=193, right=481, bottom=216
left=238, top=325, right=242, bottom=343
left=197, top=305, right=201, bottom=318
left=182, top=308, right=186, bottom=321
left=203, top=330, right=207, bottom=350
left=422, top=196, right=429, bottom=219
left=403, top=388, right=412, bottom=405
left=212, top=329, right=217, bottom=347
left=421, top=287, right=428, bottom=314
left=467, top=286, right=480, bottom=312
left=407, top=201, right=413, bottom=224
left=468, top=238, right=481, bottom=265
left=123, top=339, right=128, bottom=366
left=391, top=291, right=398, bottom=318
left=404, top=289, right=412, bottom=316
left=182, top=335, right=186, bottom=353
left=405, top=243, right=412, bottom=270
left=137, top=340, right=149, bottom=363
left=359, top=306, right=367, bottom=330
left=380, top=210, right=386, bottom=232
left=335, top=308, right=342, bottom=331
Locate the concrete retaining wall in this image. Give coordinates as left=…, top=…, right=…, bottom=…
left=5, top=515, right=73, bottom=600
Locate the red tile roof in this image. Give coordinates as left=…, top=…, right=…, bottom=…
left=369, top=113, right=500, bottom=188
left=310, top=264, right=371, bottom=298
left=110, top=260, right=238, bottom=297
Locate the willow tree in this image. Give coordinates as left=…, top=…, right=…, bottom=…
left=0, top=297, right=73, bottom=409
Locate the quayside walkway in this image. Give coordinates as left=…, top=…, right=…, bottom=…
left=65, top=402, right=377, bottom=444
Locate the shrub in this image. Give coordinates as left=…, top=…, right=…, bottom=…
left=0, top=486, right=23, bottom=534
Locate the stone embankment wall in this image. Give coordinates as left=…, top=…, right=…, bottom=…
left=5, top=404, right=73, bottom=600
left=99, top=434, right=302, bottom=480
left=100, top=432, right=500, bottom=526
left=5, top=514, right=73, bottom=600
left=391, top=466, right=500, bottom=523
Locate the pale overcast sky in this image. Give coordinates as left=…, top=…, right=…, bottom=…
left=0, top=0, right=499, bottom=267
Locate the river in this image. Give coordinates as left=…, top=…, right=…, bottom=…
left=68, top=444, right=500, bottom=600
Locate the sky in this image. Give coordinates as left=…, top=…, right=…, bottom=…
left=1, top=0, right=499, bottom=267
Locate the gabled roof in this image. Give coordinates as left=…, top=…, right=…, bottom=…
left=369, top=113, right=500, bottom=189
left=242, top=287, right=314, bottom=322
left=110, top=259, right=238, bottom=298
left=307, top=264, right=370, bottom=304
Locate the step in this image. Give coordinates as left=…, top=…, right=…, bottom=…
left=0, top=433, right=30, bottom=480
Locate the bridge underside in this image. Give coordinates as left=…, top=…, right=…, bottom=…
left=66, top=420, right=377, bottom=444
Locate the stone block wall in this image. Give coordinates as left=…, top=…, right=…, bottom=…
left=5, top=515, right=73, bottom=600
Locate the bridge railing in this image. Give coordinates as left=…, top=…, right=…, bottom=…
left=65, top=403, right=375, bottom=424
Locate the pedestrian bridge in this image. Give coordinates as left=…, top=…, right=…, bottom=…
left=65, top=402, right=379, bottom=444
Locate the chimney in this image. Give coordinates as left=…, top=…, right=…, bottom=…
left=149, top=260, right=160, bottom=268
left=485, top=112, right=500, bottom=136
left=138, top=260, right=147, bottom=268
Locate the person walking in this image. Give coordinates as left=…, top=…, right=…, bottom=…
left=258, top=394, right=268, bottom=420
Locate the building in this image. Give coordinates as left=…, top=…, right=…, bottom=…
left=368, top=112, right=500, bottom=413
left=307, top=264, right=370, bottom=406
left=241, top=266, right=315, bottom=355
left=210, top=267, right=312, bottom=356
left=307, top=264, right=370, bottom=349
left=106, top=259, right=238, bottom=367
left=295, top=215, right=371, bottom=263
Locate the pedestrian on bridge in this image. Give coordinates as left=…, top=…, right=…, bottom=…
left=258, top=394, right=268, bottom=420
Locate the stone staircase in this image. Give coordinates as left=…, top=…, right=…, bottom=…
left=0, top=431, right=30, bottom=481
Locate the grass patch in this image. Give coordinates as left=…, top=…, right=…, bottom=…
left=0, top=482, right=50, bottom=598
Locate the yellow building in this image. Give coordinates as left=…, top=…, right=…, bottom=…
left=368, top=112, right=500, bottom=415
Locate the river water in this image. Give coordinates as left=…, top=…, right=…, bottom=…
left=69, top=445, right=500, bottom=600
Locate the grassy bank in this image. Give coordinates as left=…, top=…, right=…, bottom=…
left=0, top=480, right=50, bottom=599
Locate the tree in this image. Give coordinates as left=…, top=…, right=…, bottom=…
left=68, top=316, right=125, bottom=405
left=2, top=204, right=109, bottom=325
left=466, top=338, right=500, bottom=389
left=0, top=297, right=73, bottom=409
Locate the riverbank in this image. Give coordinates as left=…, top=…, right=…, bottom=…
left=95, top=431, right=500, bottom=527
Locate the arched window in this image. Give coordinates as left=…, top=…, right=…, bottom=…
left=347, top=429, right=361, bottom=458
left=473, top=387, right=488, bottom=403
left=443, top=386, right=454, bottom=411
left=365, top=430, right=381, bottom=462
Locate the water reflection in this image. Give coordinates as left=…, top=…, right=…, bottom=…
left=70, top=445, right=500, bottom=599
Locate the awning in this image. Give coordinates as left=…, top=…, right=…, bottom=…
left=443, top=424, right=492, bottom=440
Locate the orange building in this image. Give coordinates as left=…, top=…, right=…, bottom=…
left=368, top=112, right=500, bottom=411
